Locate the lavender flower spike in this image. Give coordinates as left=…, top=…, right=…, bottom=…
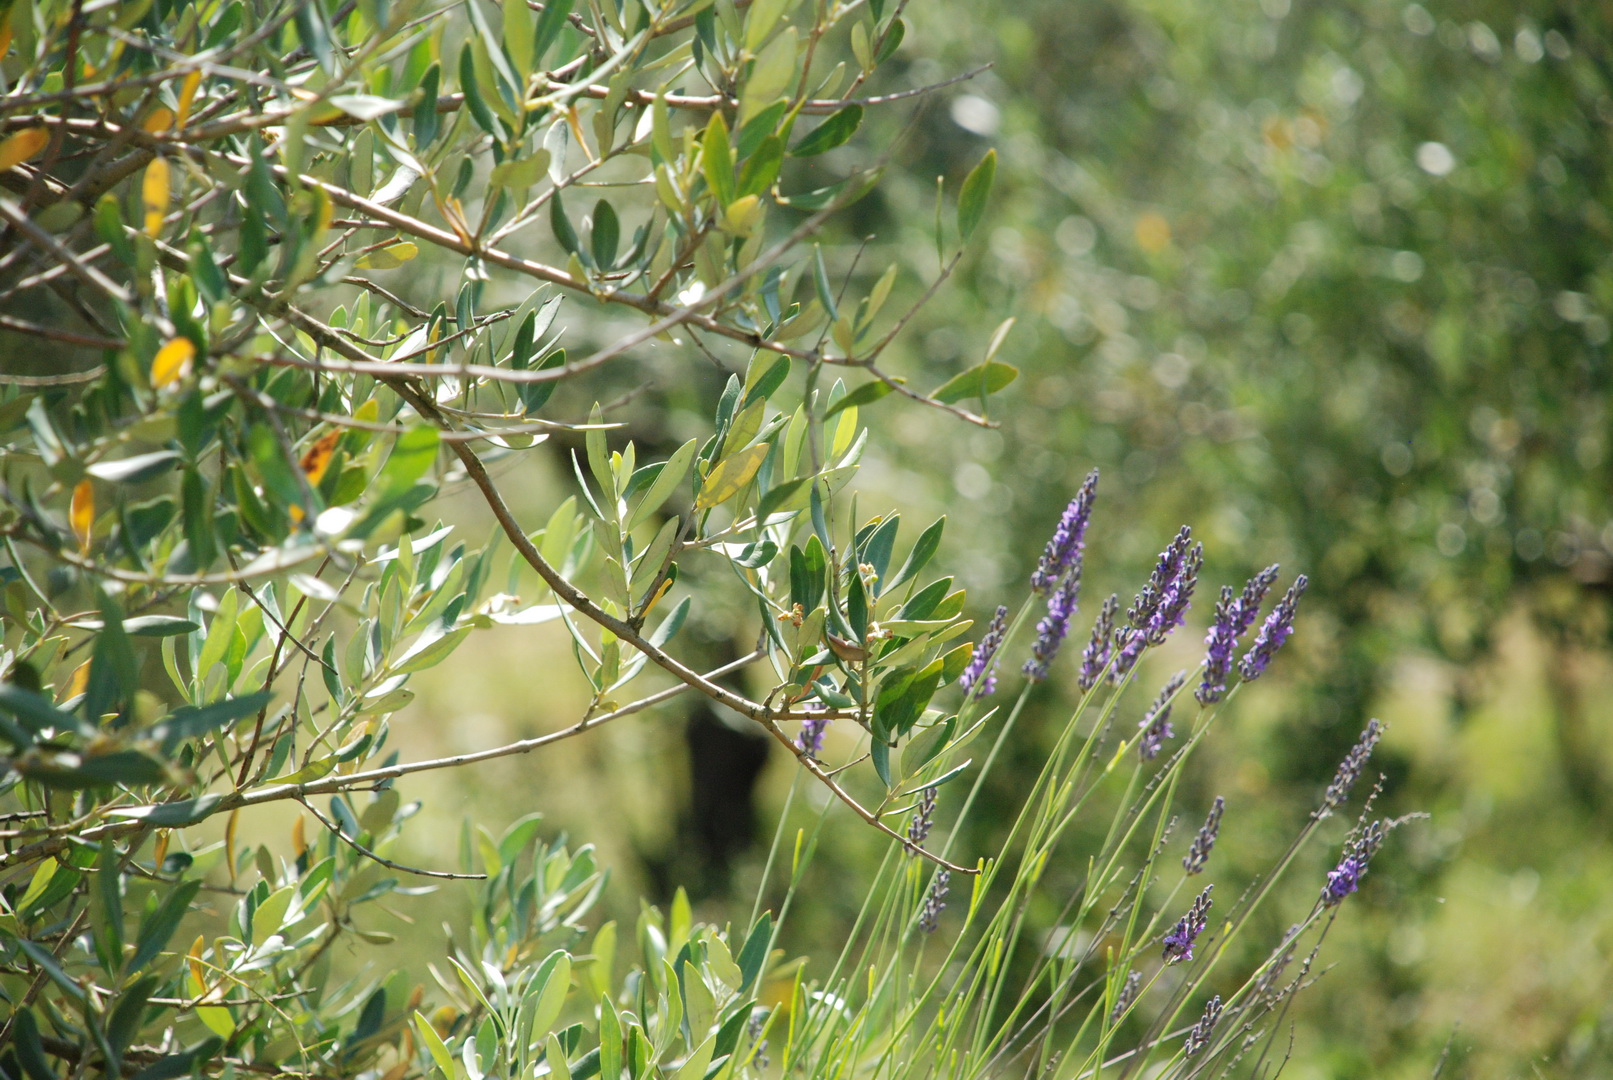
left=1322, top=820, right=1386, bottom=907
left=1137, top=671, right=1186, bottom=761
left=1031, top=469, right=1099, bottom=594
left=1318, top=718, right=1384, bottom=818
left=959, top=605, right=1009, bottom=696
left=1024, top=571, right=1081, bottom=681
left=1162, top=884, right=1213, bottom=964
left=1238, top=574, right=1308, bottom=681
left=1108, top=969, right=1141, bottom=1023
left=1112, top=528, right=1200, bottom=683
left=1197, top=563, right=1279, bottom=704
left=918, top=869, right=950, bottom=933
left=1196, top=587, right=1238, bottom=705
left=1079, top=594, right=1119, bottom=691
left=1183, top=796, right=1225, bottom=875
left=1184, top=995, right=1223, bottom=1056
left=907, top=786, right=938, bottom=849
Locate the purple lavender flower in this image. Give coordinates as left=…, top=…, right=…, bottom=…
left=1183, top=795, right=1225, bottom=875
left=1111, top=529, right=1201, bottom=683
left=1321, top=820, right=1385, bottom=907
left=1184, top=995, right=1222, bottom=1056
left=1237, top=574, right=1308, bottom=681
left=1108, top=969, right=1141, bottom=1023
left=1318, top=718, right=1383, bottom=818
left=796, top=707, right=830, bottom=759
left=918, top=869, right=950, bottom=933
left=1162, top=884, right=1213, bottom=964
left=908, top=786, right=938, bottom=848
left=1234, top=564, right=1282, bottom=635
left=1079, top=594, right=1119, bottom=691
left=1031, top=469, right=1099, bottom=594
left=1196, top=587, right=1238, bottom=705
left=959, top=605, right=1008, bottom=697
left=1137, top=671, right=1185, bottom=761
left=1024, top=571, right=1080, bottom=681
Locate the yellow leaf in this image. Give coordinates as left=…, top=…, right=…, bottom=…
left=354, top=398, right=380, bottom=423
left=142, top=157, right=170, bottom=236
left=694, top=442, right=770, bottom=510
left=187, top=934, right=208, bottom=993
left=291, top=815, right=307, bottom=858
left=60, top=660, right=91, bottom=703
left=70, top=479, right=94, bottom=553
left=0, top=128, right=49, bottom=172
left=299, top=429, right=340, bottom=487
left=142, top=106, right=175, bottom=133
left=177, top=70, right=202, bottom=129
left=150, top=337, right=195, bottom=388
left=354, top=241, right=419, bottom=269
left=225, top=808, right=240, bottom=886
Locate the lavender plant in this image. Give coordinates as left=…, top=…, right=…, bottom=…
left=0, top=2, right=1409, bottom=1079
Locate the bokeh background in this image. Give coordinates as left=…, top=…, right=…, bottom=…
left=382, top=2, right=1613, bottom=1076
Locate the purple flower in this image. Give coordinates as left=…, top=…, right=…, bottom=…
left=1234, top=564, right=1282, bottom=635
left=796, top=708, right=830, bottom=759
left=1197, top=564, right=1279, bottom=704
left=1137, top=671, right=1185, bottom=761
left=1079, top=594, right=1119, bottom=691
left=1111, top=529, right=1201, bottom=683
left=1163, top=884, right=1213, bottom=964
left=1321, top=820, right=1385, bottom=907
left=1237, top=574, right=1308, bottom=681
left=1108, top=969, right=1141, bottom=1023
left=1318, top=718, right=1383, bottom=818
left=908, top=786, right=938, bottom=848
left=1024, top=571, right=1080, bottom=681
left=1031, top=469, right=1099, bottom=595
left=918, top=869, right=950, bottom=933
left=1184, top=995, right=1222, bottom=1056
left=1196, top=587, right=1239, bottom=705
left=959, top=605, right=1008, bottom=696
left=1183, top=795, right=1225, bottom=875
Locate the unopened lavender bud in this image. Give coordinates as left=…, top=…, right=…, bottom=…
left=1031, top=469, right=1099, bottom=594
left=1108, top=969, right=1141, bottom=1023
left=918, top=869, right=950, bottom=933
left=1137, top=671, right=1185, bottom=761
left=1162, top=884, right=1213, bottom=964
left=1184, top=995, right=1222, bottom=1056
left=907, top=786, right=938, bottom=849
left=1183, top=795, right=1225, bottom=875
left=960, top=605, right=1008, bottom=696
left=1024, top=571, right=1080, bottom=681
left=1318, top=718, right=1383, bottom=818
left=1237, top=574, right=1307, bottom=681
left=1079, top=594, right=1119, bottom=691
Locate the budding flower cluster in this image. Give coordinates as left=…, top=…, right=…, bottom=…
left=1079, top=594, right=1119, bottom=692
left=1137, top=671, right=1185, bottom=761
left=1183, top=795, right=1225, bottom=875
left=1184, top=995, right=1223, bottom=1056
left=1031, top=469, right=1098, bottom=595
left=907, top=786, right=938, bottom=849
left=1108, top=969, right=1141, bottom=1023
left=1322, top=819, right=1386, bottom=907
left=796, top=706, right=830, bottom=759
left=1113, top=527, right=1202, bottom=682
left=1196, top=564, right=1280, bottom=704
left=1238, top=574, right=1308, bottom=681
left=1162, top=884, right=1213, bottom=964
left=918, top=869, right=950, bottom=933
left=1318, top=718, right=1384, bottom=818
left=1024, top=472, right=1099, bottom=680
left=959, top=605, right=1008, bottom=697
